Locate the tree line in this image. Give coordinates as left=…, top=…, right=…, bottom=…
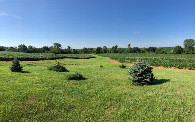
left=0, top=39, right=194, bottom=54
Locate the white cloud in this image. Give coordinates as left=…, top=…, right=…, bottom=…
left=0, top=12, right=22, bottom=19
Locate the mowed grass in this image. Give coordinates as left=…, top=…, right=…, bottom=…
left=0, top=55, right=194, bottom=121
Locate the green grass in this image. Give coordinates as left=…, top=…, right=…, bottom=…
left=0, top=55, right=194, bottom=121
left=0, top=51, right=95, bottom=61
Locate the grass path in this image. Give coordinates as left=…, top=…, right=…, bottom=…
left=0, top=55, right=194, bottom=121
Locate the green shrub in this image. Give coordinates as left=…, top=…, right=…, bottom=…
left=119, top=64, right=126, bottom=68
left=128, top=59, right=155, bottom=85
left=67, top=72, right=86, bottom=80
left=10, top=58, right=23, bottom=72
left=173, top=46, right=183, bottom=54
left=48, top=62, right=69, bottom=72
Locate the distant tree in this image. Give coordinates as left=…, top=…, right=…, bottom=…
left=173, top=46, right=183, bottom=54
left=72, top=49, right=79, bottom=54
left=95, top=47, right=103, bottom=54
left=50, top=43, right=63, bottom=54
left=0, top=46, right=6, bottom=51
left=102, top=46, right=108, bottom=53
left=7, top=47, right=18, bottom=52
left=53, top=43, right=62, bottom=49
left=81, top=47, right=89, bottom=54
left=111, top=45, right=118, bottom=53
left=132, top=47, right=141, bottom=53
left=141, top=47, right=147, bottom=53
left=128, top=44, right=131, bottom=49
left=155, top=48, right=166, bottom=54
left=49, top=47, right=63, bottom=54
left=183, top=39, right=195, bottom=53
left=127, top=44, right=132, bottom=53
left=118, top=48, right=125, bottom=53
left=147, top=47, right=157, bottom=53
left=27, top=45, right=37, bottom=53
left=18, top=44, right=27, bottom=52
left=41, top=46, right=50, bottom=53
left=67, top=46, right=72, bottom=54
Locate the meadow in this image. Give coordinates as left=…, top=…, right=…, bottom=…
left=0, top=51, right=95, bottom=61
left=0, top=55, right=194, bottom=121
left=99, top=53, right=195, bottom=70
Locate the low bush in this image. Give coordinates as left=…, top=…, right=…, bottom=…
left=128, top=59, right=155, bottom=85
left=48, top=62, right=69, bottom=72
left=119, top=64, right=126, bottom=68
left=10, top=58, right=23, bottom=72
left=67, top=72, right=86, bottom=80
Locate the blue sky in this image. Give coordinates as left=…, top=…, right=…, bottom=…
left=0, top=0, right=195, bottom=48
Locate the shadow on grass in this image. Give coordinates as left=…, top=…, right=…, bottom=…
left=20, top=71, right=30, bottom=73
left=152, top=79, right=170, bottom=85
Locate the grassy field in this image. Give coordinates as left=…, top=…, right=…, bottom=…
left=0, top=51, right=95, bottom=61
left=99, top=53, right=195, bottom=70
left=0, top=55, right=194, bottom=121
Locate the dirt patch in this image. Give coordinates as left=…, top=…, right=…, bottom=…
left=152, top=66, right=195, bottom=72
left=106, top=57, right=121, bottom=64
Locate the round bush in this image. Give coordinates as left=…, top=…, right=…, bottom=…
left=48, top=62, right=69, bottom=72
left=128, top=59, right=155, bottom=85
left=10, top=58, right=23, bottom=72
left=67, top=72, right=86, bottom=80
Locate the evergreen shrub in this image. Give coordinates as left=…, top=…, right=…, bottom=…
left=128, top=59, right=155, bottom=85
left=10, top=58, right=23, bottom=72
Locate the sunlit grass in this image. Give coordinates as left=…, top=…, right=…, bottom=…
left=0, top=55, right=194, bottom=121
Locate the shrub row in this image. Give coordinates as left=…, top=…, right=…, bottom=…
left=0, top=52, right=95, bottom=61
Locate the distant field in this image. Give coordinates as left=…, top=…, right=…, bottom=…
left=99, top=53, right=195, bottom=69
left=0, top=55, right=194, bottom=121
left=0, top=51, right=95, bottom=61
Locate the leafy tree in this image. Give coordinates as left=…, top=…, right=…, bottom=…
left=53, top=43, right=62, bottom=49
left=132, top=47, right=141, bottom=53
left=128, top=44, right=131, bottom=49
left=95, top=47, right=103, bottom=54
left=66, top=46, right=72, bottom=54
left=72, top=49, right=79, bottom=54
left=41, top=46, right=50, bottom=53
left=50, top=47, right=63, bottom=54
left=141, top=47, right=147, bottom=53
left=0, top=46, right=6, bottom=51
left=155, top=48, right=166, bottom=54
left=183, top=39, right=195, bottom=53
left=102, top=46, right=108, bottom=53
left=81, top=47, right=89, bottom=54
left=173, top=46, right=183, bottom=54
left=10, top=58, right=23, bottom=72
left=18, top=44, right=27, bottom=52
left=110, top=45, right=118, bottom=53
left=147, top=47, right=157, bottom=53
left=128, top=59, right=155, bottom=85
left=27, top=45, right=37, bottom=53
left=50, top=43, right=63, bottom=54
left=127, top=44, right=132, bottom=53
left=118, top=48, right=125, bottom=53
left=7, top=47, right=18, bottom=52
